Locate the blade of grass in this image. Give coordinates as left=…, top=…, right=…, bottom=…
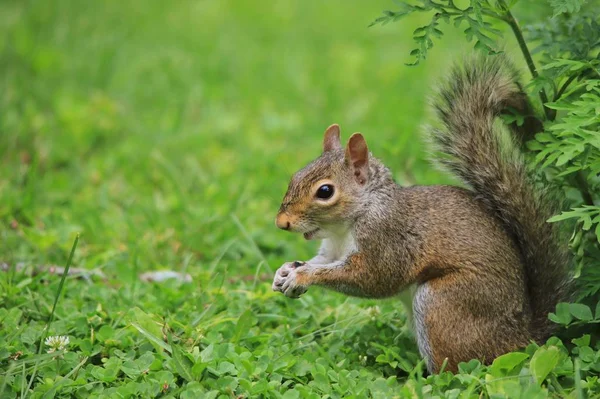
left=24, top=234, right=79, bottom=397
left=130, top=322, right=172, bottom=353
left=166, top=331, right=193, bottom=382
left=0, top=361, right=16, bottom=397
left=4, top=352, right=66, bottom=375
left=231, top=214, right=272, bottom=273
left=20, top=362, right=26, bottom=398
left=574, top=358, right=583, bottom=399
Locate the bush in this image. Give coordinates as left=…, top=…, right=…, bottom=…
left=371, top=0, right=600, bottom=396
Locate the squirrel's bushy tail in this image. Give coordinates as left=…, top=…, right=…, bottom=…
left=428, top=54, right=571, bottom=339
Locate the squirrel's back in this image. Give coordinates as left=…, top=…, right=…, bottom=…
left=427, top=55, right=572, bottom=339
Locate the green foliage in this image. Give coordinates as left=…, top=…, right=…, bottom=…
left=523, top=7, right=600, bottom=304
left=370, top=0, right=507, bottom=65
left=549, top=0, right=588, bottom=16
left=524, top=11, right=599, bottom=63
left=548, top=301, right=600, bottom=326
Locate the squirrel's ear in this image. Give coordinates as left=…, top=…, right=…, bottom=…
left=323, top=124, right=342, bottom=152
left=345, top=133, right=369, bottom=185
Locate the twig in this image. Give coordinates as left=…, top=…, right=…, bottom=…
left=554, top=74, right=578, bottom=101
left=498, top=0, right=552, bottom=120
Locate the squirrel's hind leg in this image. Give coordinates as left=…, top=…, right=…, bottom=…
left=413, top=276, right=531, bottom=373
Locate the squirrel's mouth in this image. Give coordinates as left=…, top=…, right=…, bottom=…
left=303, top=228, right=320, bottom=240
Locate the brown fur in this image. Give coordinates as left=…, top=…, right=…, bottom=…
left=273, top=55, right=571, bottom=373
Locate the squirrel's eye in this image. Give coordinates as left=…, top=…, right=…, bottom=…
left=316, top=184, right=334, bottom=199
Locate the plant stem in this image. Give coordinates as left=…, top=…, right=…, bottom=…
left=575, top=171, right=595, bottom=206
left=498, top=0, right=552, bottom=120
left=555, top=74, right=578, bottom=100
left=497, top=2, right=595, bottom=205
left=554, top=66, right=600, bottom=100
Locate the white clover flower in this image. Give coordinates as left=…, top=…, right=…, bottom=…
left=45, top=335, right=70, bottom=353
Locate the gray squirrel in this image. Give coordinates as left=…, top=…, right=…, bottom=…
left=272, top=55, right=571, bottom=373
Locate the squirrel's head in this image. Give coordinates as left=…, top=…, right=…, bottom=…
left=275, top=124, right=373, bottom=240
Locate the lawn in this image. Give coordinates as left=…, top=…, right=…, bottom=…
left=0, top=0, right=569, bottom=398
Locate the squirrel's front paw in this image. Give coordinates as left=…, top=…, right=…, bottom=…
left=272, top=261, right=308, bottom=298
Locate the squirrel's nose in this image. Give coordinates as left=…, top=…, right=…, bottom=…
left=276, top=214, right=291, bottom=230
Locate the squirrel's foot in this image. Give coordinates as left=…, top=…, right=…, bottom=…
left=272, top=261, right=308, bottom=298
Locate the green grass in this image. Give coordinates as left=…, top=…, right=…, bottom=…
left=1, top=1, right=596, bottom=398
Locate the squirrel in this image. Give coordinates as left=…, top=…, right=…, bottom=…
left=271, top=55, right=572, bottom=373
